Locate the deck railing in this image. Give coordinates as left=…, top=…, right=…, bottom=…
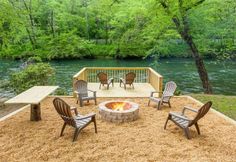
left=73, top=67, right=163, bottom=96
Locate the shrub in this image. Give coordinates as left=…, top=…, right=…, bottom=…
left=10, top=63, right=55, bottom=94
left=54, top=88, right=68, bottom=96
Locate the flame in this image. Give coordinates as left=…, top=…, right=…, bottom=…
left=107, top=102, right=131, bottom=111
left=112, top=102, right=126, bottom=111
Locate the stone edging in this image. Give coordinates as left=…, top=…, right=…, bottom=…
left=99, top=100, right=139, bottom=123
left=175, top=95, right=236, bottom=126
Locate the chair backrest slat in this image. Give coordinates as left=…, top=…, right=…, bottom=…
left=162, top=81, right=177, bottom=102
left=97, top=72, right=108, bottom=84
left=74, top=80, right=88, bottom=97
left=188, top=101, right=212, bottom=126
left=125, top=72, right=136, bottom=84
left=53, top=97, right=76, bottom=127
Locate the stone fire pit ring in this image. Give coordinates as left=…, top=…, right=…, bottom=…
left=99, top=101, right=139, bottom=123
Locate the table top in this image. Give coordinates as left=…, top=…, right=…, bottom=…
left=5, top=86, right=58, bottom=104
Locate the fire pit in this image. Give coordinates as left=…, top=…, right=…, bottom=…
left=99, top=101, right=139, bottom=123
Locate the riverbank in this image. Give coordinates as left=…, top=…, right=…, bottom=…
left=1, top=58, right=236, bottom=97
left=191, top=94, right=236, bottom=120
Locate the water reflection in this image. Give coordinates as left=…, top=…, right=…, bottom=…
left=0, top=58, right=236, bottom=97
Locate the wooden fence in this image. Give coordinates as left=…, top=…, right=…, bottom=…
left=73, top=67, right=163, bottom=96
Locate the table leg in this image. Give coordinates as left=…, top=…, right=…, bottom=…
left=30, top=103, right=41, bottom=121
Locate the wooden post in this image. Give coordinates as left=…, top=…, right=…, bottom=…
left=30, top=103, right=41, bottom=121
left=159, top=76, right=163, bottom=97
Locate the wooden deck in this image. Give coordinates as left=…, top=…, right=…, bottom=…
left=87, top=83, right=155, bottom=97
left=73, top=67, right=163, bottom=98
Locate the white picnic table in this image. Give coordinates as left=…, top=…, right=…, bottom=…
left=5, top=86, right=58, bottom=121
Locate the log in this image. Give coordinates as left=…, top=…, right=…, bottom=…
left=30, top=103, right=41, bottom=121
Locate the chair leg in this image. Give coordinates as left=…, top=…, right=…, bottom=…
left=168, top=101, right=171, bottom=108
left=124, top=84, right=126, bottom=89
left=195, top=123, right=200, bottom=135
left=79, top=100, right=83, bottom=107
left=157, top=101, right=161, bottom=110
left=76, top=99, right=78, bottom=104
left=73, top=128, right=81, bottom=142
left=99, top=84, right=101, bottom=89
left=60, top=123, right=67, bottom=136
left=93, top=117, right=97, bottom=133
left=148, top=99, right=151, bottom=106
left=95, top=98, right=97, bottom=105
left=164, top=115, right=170, bottom=129
left=184, top=128, right=191, bottom=139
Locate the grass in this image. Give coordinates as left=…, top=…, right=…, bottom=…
left=191, top=94, right=236, bottom=120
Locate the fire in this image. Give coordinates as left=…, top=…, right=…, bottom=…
left=106, top=102, right=132, bottom=111
left=112, top=102, right=126, bottom=111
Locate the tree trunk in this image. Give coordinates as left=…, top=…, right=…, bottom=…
left=25, top=27, right=35, bottom=48
left=184, top=36, right=213, bottom=93
left=0, top=37, right=3, bottom=49
left=83, top=0, right=90, bottom=40
left=8, top=0, right=36, bottom=49
left=105, top=20, right=108, bottom=44
left=179, top=16, right=213, bottom=94
left=22, top=0, right=37, bottom=48
left=50, top=10, right=55, bottom=38
left=159, top=0, right=212, bottom=94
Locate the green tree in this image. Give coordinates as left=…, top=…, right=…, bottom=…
left=157, top=0, right=213, bottom=93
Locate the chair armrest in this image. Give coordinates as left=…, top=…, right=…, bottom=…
left=163, top=95, right=174, bottom=98
left=70, top=106, right=78, bottom=115
left=74, top=90, right=85, bottom=95
left=163, top=92, right=174, bottom=96
left=88, top=89, right=96, bottom=93
left=88, top=89, right=96, bottom=97
left=74, top=91, right=78, bottom=94
left=120, top=78, right=125, bottom=83
left=170, top=112, right=191, bottom=121
left=182, top=106, right=198, bottom=114
left=108, top=78, right=114, bottom=81
left=108, top=78, right=114, bottom=83
left=75, top=90, right=93, bottom=97
left=74, top=91, right=85, bottom=100
left=75, top=113, right=96, bottom=120
left=150, top=91, right=162, bottom=97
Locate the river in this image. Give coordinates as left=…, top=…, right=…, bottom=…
left=0, top=58, right=236, bottom=97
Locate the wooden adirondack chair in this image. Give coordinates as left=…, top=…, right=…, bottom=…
left=74, top=80, right=97, bottom=107
left=53, top=97, right=97, bottom=142
left=148, top=81, right=177, bottom=110
left=119, top=72, right=136, bottom=89
left=164, top=101, right=212, bottom=139
left=97, top=72, right=114, bottom=90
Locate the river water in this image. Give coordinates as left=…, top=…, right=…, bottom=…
left=0, top=58, right=236, bottom=97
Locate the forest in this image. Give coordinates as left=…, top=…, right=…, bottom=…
left=0, top=0, right=235, bottom=60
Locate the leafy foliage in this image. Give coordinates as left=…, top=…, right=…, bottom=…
left=10, top=63, right=55, bottom=94
left=0, top=0, right=235, bottom=60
